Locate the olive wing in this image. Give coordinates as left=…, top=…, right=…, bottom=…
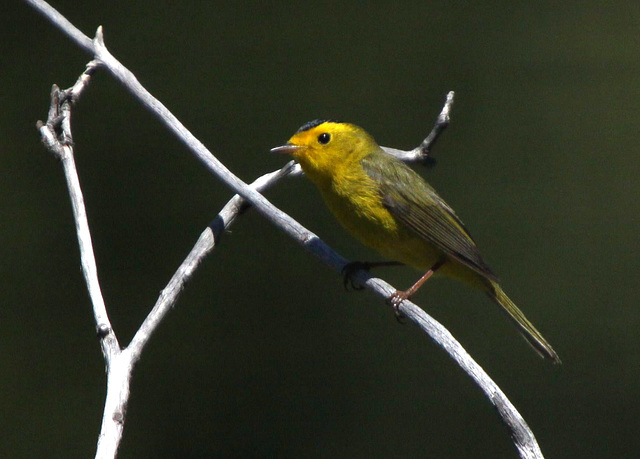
left=361, top=152, right=497, bottom=281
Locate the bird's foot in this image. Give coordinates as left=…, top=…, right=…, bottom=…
left=387, top=290, right=410, bottom=323
left=341, top=261, right=372, bottom=291
left=342, top=260, right=403, bottom=291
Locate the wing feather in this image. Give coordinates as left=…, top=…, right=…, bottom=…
left=361, top=152, right=498, bottom=281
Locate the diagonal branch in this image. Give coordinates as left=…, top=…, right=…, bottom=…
left=27, top=1, right=546, bottom=458
left=126, top=160, right=299, bottom=362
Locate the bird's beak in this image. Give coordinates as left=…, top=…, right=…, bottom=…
left=270, top=144, right=304, bottom=155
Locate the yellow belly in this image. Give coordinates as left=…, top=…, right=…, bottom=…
left=317, top=173, right=487, bottom=290
left=320, top=177, right=442, bottom=270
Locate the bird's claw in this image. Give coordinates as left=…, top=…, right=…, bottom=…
left=387, top=290, right=409, bottom=323
left=341, top=261, right=370, bottom=291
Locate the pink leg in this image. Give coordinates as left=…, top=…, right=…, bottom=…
left=388, top=260, right=445, bottom=313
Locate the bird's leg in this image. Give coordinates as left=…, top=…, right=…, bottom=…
left=342, top=261, right=404, bottom=291
left=388, top=260, right=445, bottom=315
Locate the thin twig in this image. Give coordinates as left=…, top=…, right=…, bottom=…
left=126, top=160, right=299, bottom=361
left=36, top=62, right=126, bottom=458
left=381, top=90, right=454, bottom=166
left=27, top=1, right=545, bottom=458
left=37, top=84, right=123, bottom=459
left=36, top=61, right=117, bottom=358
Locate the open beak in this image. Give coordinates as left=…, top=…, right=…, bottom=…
left=270, top=144, right=304, bottom=155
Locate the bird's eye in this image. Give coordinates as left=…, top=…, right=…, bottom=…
left=318, top=133, right=331, bottom=145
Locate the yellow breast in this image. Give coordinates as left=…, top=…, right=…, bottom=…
left=315, top=162, right=442, bottom=271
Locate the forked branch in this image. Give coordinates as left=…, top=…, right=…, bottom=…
left=28, top=0, right=545, bottom=458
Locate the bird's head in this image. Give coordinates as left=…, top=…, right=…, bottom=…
left=271, top=120, right=378, bottom=182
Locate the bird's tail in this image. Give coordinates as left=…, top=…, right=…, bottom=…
left=488, top=282, right=561, bottom=364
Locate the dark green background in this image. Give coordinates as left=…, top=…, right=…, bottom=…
left=3, top=1, right=639, bottom=457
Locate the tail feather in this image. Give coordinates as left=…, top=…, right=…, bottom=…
left=488, top=282, right=561, bottom=364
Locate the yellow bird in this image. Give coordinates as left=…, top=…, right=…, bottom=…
left=272, top=120, right=560, bottom=363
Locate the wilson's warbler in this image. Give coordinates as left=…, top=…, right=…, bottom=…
left=272, top=120, right=560, bottom=363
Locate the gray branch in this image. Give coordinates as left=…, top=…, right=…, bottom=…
left=382, top=90, right=454, bottom=166
left=26, top=0, right=545, bottom=458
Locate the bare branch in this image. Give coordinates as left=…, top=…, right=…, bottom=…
left=35, top=59, right=125, bottom=457
left=36, top=62, right=117, bottom=358
left=126, top=160, right=299, bottom=362
left=25, top=0, right=94, bottom=52
left=382, top=90, right=454, bottom=166
left=27, top=1, right=546, bottom=458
